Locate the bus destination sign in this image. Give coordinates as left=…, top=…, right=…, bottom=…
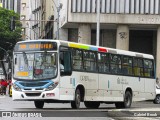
left=14, top=42, right=57, bottom=51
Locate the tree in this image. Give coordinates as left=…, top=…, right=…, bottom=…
left=0, top=7, right=22, bottom=57
left=0, top=7, right=22, bottom=79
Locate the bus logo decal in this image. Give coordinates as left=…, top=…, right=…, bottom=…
left=19, top=66, right=24, bottom=71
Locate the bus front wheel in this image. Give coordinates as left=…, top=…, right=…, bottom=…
left=71, top=89, right=81, bottom=109
left=115, top=91, right=132, bottom=108
left=34, top=101, right=44, bottom=109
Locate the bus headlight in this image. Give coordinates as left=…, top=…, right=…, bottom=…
left=13, top=84, right=21, bottom=91
left=45, top=83, right=58, bottom=91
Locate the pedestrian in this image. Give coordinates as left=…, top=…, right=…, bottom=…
left=0, top=79, right=8, bottom=95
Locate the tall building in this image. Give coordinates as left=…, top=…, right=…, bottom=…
left=41, top=0, right=54, bottom=39
left=2, top=0, right=21, bottom=13
left=20, top=0, right=32, bottom=40
left=20, top=0, right=42, bottom=40
left=29, top=0, right=42, bottom=40
left=56, top=0, right=160, bottom=78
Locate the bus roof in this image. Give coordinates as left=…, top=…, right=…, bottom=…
left=59, top=40, right=154, bottom=59
left=17, top=39, right=154, bottom=59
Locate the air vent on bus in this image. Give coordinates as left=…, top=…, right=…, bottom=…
left=24, top=88, right=32, bottom=90
left=25, top=93, right=41, bottom=97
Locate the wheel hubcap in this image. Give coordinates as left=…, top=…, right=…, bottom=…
left=125, top=95, right=130, bottom=106
left=76, top=94, right=80, bottom=106
left=157, top=96, right=160, bottom=103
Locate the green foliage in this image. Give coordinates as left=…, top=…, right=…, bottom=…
left=0, top=7, right=22, bottom=59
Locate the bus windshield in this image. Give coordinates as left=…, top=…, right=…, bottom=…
left=14, top=52, right=57, bottom=80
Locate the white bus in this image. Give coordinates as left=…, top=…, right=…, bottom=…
left=12, top=39, right=156, bottom=109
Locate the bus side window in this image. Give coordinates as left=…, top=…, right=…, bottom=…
left=138, top=59, right=144, bottom=77
left=98, top=53, right=109, bottom=73
left=83, top=51, right=97, bottom=72
left=133, top=58, right=140, bottom=76
left=110, top=54, right=121, bottom=74
left=122, top=56, right=133, bottom=75
left=144, top=59, right=154, bottom=78
left=72, top=49, right=83, bottom=70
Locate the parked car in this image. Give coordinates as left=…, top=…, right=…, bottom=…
left=154, top=84, right=160, bottom=104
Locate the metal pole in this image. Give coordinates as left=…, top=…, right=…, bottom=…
left=96, top=0, right=100, bottom=46
left=57, top=0, right=60, bottom=40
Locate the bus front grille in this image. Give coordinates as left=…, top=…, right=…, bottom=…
left=20, top=82, right=48, bottom=87
left=25, top=93, right=41, bottom=97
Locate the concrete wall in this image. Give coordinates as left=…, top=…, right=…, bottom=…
left=116, top=25, right=129, bottom=50
left=78, top=24, right=91, bottom=44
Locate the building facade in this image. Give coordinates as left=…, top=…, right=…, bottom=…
left=20, top=0, right=54, bottom=40
left=55, top=0, right=160, bottom=78
left=20, top=0, right=31, bottom=40
left=2, top=0, right=21, bottom=13
left=20, top=0, right=43, bottom=40
left=41, top=0, right=54, bottom=39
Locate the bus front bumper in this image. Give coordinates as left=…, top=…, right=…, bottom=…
left=12, top=88, right=59, bottom=101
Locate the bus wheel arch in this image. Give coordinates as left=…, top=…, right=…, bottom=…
left=115, top=87, right=133, bottom=109
left=71, top=85, right=85, bottom=109
left=76, top=85, right=85, bottom=102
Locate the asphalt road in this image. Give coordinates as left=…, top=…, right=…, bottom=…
left=1, top=96, right=160, bottom=120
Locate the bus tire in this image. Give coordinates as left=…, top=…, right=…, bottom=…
left=115, top=91, right=132, bottom=108
left=124, top=91, right=132, bottom=108
left=71, top=89, right=81, bottom=109
left=154, top=95, right=160, bottom=104
left=84, top=101, right=100, bottom=109
left=34, top=101, right=44, bottom=109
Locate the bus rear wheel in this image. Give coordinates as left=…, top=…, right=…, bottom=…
left=71, top=89, right=81, bottom=109
left=115, top=91, right=132, bottom=108
left=34, top=101, right=44, bottom=109
left=84, top=101, right=100, bottom=109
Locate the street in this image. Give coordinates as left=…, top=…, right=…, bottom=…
left=1, top=96, right=160, bottom=120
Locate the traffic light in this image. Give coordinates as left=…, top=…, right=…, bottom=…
left=10, top=16, right=15, bottom=31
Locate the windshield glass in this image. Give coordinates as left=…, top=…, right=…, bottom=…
left=14, top=52, right=57, bottom=80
